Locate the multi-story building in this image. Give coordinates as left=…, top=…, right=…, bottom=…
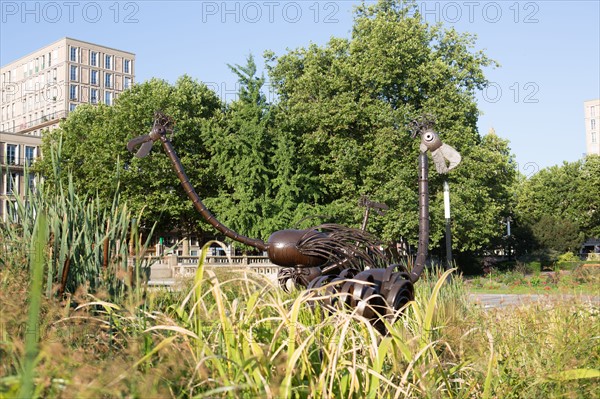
left=0, top=131, right=41, bottom=220
left=0, top=37, right=135, bottom=136
left=584, top=99, right=600, bottom=156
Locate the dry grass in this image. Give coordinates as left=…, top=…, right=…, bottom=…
left=2, top=260, right=598, bottom=398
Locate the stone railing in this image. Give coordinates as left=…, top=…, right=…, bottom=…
left=148, top=254, right=279, bottom=283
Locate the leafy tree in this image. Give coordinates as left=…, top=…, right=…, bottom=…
left=202, top=55, right=323, bottom=244
left=266, top=0, right=512, bottom=261
left=515, top=155, right=600, bottom=254
left=530, top=215, right=582, bottom=253
left=36, top=76, right=222, bottom=235
left=201, top=55, right=278, bottom=242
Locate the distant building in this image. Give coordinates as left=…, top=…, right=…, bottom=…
left=0, top=131, right=41, bottom=220
left=0, top=37, right=135, bottom=136
left=584, top=99, right=600, bottom=156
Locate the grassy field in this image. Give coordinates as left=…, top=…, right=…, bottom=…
left=1, top=162, right=598, bottom=397
left=1, top=261, right=599, bottom=398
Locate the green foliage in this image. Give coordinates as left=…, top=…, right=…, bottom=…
left=514, top=155, right=600, bottom=254
left=201, top=55, right=317, bottom=243
left=18, top=212, right=48, bottom=399
left=530, top=215, right=583, bottom=253
left=1, top=144, right=153, bottom=297
left=36, top=76, right=221, bottom=235
left=557, top=251, right=579, bottom=263
left=266, top=0, right=512, bottom=259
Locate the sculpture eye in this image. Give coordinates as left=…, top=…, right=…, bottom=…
left=424, top=132, right=435, bottom=142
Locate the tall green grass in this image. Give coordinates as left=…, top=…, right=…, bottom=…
left=0, top=141, right=155, bottom=298
left=1, top=249, right=598, bottom=398
left=1, top=145, right=598, bottom=397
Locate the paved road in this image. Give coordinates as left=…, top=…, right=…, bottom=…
left=469, top=293, right=600, bottom=309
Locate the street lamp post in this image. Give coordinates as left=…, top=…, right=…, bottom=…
left=443, top=181, right=452, bottom=270
left=505, top=216, right=512, bottom=260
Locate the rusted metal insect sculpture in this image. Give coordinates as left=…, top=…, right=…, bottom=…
left=128, top=112, right=461, bottom=330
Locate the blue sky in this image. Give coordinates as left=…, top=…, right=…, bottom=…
left=1, top=1, right=599, bottom=173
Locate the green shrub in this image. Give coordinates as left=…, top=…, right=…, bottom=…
left=557, top=251, right=579, bottom=263
left=527, top=261, right=542, bottom=275
left=556, top=261, right=581, bottom=271
left=529, top=275, right=542, bottom=287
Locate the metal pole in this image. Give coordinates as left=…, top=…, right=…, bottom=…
left=443, top=181, right=452, bottom=270
left=506, top=216, right=512, bottom=260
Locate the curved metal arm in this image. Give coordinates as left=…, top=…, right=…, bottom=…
left=127, top=114, right=268, bottom=251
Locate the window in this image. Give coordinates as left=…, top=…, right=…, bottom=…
left=592, top=119, right=596, bottom=130
left=7, top=173, right=18, bottom=195
left=70, top=65, right=78, bottom=81
left=104, top=91, right=113, bottom=105
left=124, top=77, right=131, bottom=89
left=90, top=89, right=98, bottom=104
left=25, top=146, right=35, bottom=166
left=592, top=106, right=597, bottom=117
left=91, top=70, right=98, bottom=85
left=6, top=144, right=17, bottom=165
left=593, top=132, right=598, bottom=144
left=105, top=73, right=112, bottom=88
left=105, top=55, right=112, bottom=69
left=124, top=59, right=130, bottom=73
left=69, top=103, right=77, bottom=112
left=70, top=46, right=78, bottom=62
left=90, top=51, right=98, bottom=66
left=69, top=85, right=78, bottom=100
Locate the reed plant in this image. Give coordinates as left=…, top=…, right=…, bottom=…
left=0, top=140, right=155, bottom=299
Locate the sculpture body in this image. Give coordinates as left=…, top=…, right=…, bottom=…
left=128, top=112, right=461, bottom=329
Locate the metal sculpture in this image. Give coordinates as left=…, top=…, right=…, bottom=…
left=128, top=112, right=461, bottom=329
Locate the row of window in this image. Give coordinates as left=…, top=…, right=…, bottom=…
left=1, top=68, right=59, bottom=105
left=69, top=67, right=131, bottom=89
left=70, top=46, right=132, bottom=74
left=2, top=144, right=37, bottom=166
left=1, top=107, right=59, bottom=132
left=1, top=51, right=58, bottom=85
left=69, top=85, right=115, bottom=105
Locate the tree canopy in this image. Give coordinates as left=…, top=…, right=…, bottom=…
left=514, top=155, right=600, bottom=253
left=36, top=76, right=222, bottom=235
left=265, top=0, right=510, bottom=254
left=39, top=0, right=592, bottom=265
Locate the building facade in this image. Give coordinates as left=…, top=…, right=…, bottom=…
left=584, top=99, right=600, bottom=156
left=0, top=37, right=135, bottom=136
left=0, top=131, right=41, bottom=220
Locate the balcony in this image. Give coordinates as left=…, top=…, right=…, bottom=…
left=3, top=110, right=68, bottom=134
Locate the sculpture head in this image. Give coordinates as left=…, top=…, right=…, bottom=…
left=267, top=229, right=328, bottom=268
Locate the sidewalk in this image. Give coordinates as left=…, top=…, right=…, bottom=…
left=469, top=293, right=600, bottom=309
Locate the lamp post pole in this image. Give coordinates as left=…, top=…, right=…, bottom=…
left=505, top=216, right=512, bottom=260
left=443, top=181, right=452, bottom=270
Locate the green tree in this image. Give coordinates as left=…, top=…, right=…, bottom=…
left=266, top=0, right=512, bottom=261
left=515, top=155, right=600, bottom=254
left=201, top=55, right=278, bottom=243
left=36, top=76, right=222, bottom=235
left=202, top=55, right=322, bottom=244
